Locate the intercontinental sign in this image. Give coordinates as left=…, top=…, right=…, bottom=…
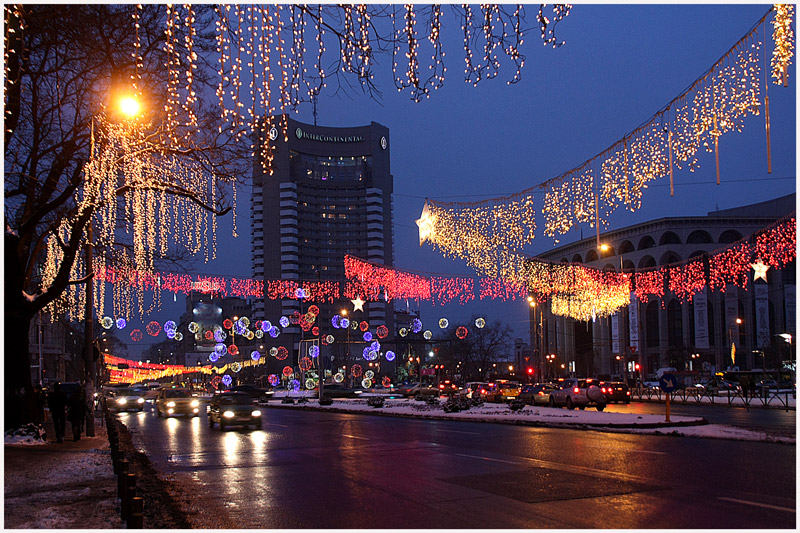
left=295, top=127, right=364, bottom=143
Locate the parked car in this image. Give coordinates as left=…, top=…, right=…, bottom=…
left=458, top=382, right=488, bottom=399
left=226, top=384, right=270, bottom=402
left=695, top=378, right=738, bottom=394
left=105, top=386, right=148, bottom=412
left=547, top=378, right=607, bottom=411
left=437, top=380, right=459, bottom=396
left=484, top=381, right=521, bottom=403
left=320, top=384, right=364, bottom=398
left=155, top=388, right=200, bottom=417
left=600, top=381, right=631, bottom=404
left=398, top=383, right=439, bottom=398
left=518, top=383, right=557, bottom=406
left=207, top=392, right=262, bottom=430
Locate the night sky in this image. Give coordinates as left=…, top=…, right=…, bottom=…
left=123, top=4, right=796, bottom=356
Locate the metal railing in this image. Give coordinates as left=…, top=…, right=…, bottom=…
left=631, top=386, right=794, bottom=410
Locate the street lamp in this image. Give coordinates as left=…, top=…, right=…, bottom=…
left=118, top=95, right=141, bottom=118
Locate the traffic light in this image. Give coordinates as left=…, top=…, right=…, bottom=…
left=526, top=367, right=533, bottom=375
left=635, top=363, right=640, bottom=371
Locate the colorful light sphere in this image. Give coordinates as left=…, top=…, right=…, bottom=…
left=116, top=318, right=127, bottom=330
left=363, top=331, right=373, bottom=342
left=399, top=327, right=408, bottom=337
left=411, top=318, right=423, bottom=333
left=340, top=317, right=350, bottom=329
left=164, top=320, right=177, bottom=333
left=276, top=346, right=289, bottom=360
left=438, top=318, right=449, bottom=329
left=295, top=287, right=306, bottom=299
left=304, top=312, right=316, bottom=324
left=312, top=326, right=320, bottom=337
left=423, top=330, right=432, bottom=340
left=209, top=353, right=219, bottom=363
left=222, top=375, right=232, bottom=387
left=279, top=316, right=290, bottom=328
left=326, top=334, right=335, bottom=344
left=350, top=320, right=360, bottom=331
left=385, top=350, right=396, bottom=362
left=351, top=364, right=363, bottom=378
left=269, top=347, right=278, bottom=357
left=269, top=327, right=280, bottom=338
left=361, top=378, right=373, bottom=389
left=268, top=374, right=279, bottom=386
left=289, top=379, right=301, bottom=392
left=282, top=366, right=293, bottom=377
left=228, top=344, right=239, bottom=356
left=188, top=321, right=199, bottom=333
left=331, top=315, right=341, bottom=328
left=240, top=316, right=250, bottom=327
left=333, top=372, right=345, bottom=383
left=174, top=332, right=183, bottom=342
left=223, top=318, right=233, bottom=329
left=370, top=340, right=381, bottom=351
left=234, top=321, right=247, bottom=335
left=130, top=329, right=143, bottom=342
left=251, top=350, right=261, bottom=361
left=255, top=329, right=264, bottom=339
left=230, top=362, right=242, bottom=373
left=261, top=320, right=273, bottom=332
left=305, top=378, right=316, bottom=390
left=308, top=345, right=320, bottom=358
left=101, top=316, right=114, bottom=329
left=246, top=330, right=255, bottom=341
left=365, top=370, right=375, bottom=380
left=214, top=329, right=227, bottom=342
left=204, top=330, right=214, bottom=341
left=215, top=343, right=227, bottom=355
left=166, top=329, right=176, bottom=339
left=456, top=326, right=468, bottom=340
left=146, top=321, right=161, bottom=337
left=359, top=321, right=369, bottom=332
left=382, top=376, right=392, bottom=387
left=364, top=350, right=378, bottom=361
left=308, top=305, right=320, bottom=316
left=195, top=333, right=202, bottom=341
left=475, top=317, right=486, bottom=329
left=376, top=325, right=389, bottom=339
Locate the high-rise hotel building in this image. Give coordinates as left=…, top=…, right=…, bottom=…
left=251, top=116, right=394, bottom=352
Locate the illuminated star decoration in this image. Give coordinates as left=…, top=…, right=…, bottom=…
left=751, top=260, right=771, bottom=282
left=351, top=296, right=365, bottom=312
left=416, top=202, right=436, bottom=246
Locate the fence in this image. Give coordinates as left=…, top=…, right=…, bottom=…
left=632, top=386, right=795, bottom=410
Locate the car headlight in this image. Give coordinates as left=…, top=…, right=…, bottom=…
left=251, top=410, right=261, bottom=417
left=137, top=398, right=145, bottom=404
left=166, top=401, right=176, bottom=407
left=223, top=410, right=235, bottom=418
left=190, top=400, right=199, bottom=407
left=116, top=398, right=127, bottom=405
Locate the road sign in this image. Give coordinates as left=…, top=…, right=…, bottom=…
left=628, top=346, right=637, bottom=353
left=659, top=373, right=678, bottom=393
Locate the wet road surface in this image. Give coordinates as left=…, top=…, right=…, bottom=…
left=120, top=404, right=796, bottom=529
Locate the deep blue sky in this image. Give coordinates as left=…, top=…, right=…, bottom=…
left=123, top=4, right=796, bottom=355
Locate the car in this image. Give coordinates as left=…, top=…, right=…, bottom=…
left=547, top=378, right=607, bottom=411
left=105, top=386, right=148, bottom=412
left=437, top=380, right=459, bottom=396
left=695, top=379, right=738, bottom=394
left=226, top=384, right=270, bottom=402
left=319, top=384, right=365, bottom=398
left=484, top=381, right=521, bottom=403
left=155, top=388, right=201, bottom=417
left=518, top=383, right=557, bottom=406
left=458, top=382, right=488, bottom=399
left=207, top=392, right=262, bottom=430
left=398, top=383, right=439, bottom=398
left=599, top=381, right=631, bottom=404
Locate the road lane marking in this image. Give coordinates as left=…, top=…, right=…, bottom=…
left=342, top=434, right=368, bottom=440
left=718, top=497, right=795, bottom=513
left=455, top=453, right=518, bottom=465
left=264, top=422, right=289, bottom=427
left=438, top=429, right=481, bottom=435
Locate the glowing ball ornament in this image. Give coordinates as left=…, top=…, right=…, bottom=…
left=365, top=370, right=375, bottom=380
left=166, top=330, right=176, bottom=339
left=305, top=378, right=316, bottom=390
left=261, top=320, right=273, bottom=332
left=308, top=305, right=319, bottom=316
left=116, top=318, right=127, bottom=330
left=251, top=350, right=261, bottom=361
left=309, top=345, right=320, bottom=358
left=269, top=347, right=278, bottom=357
left=282, top=366, right=293, bottom=377
left=209, top=353, right=219, bottom=363
left=146, top=321, right=161, bottom=337
left=331, top=315, right=340, bottom=328
left=130, top=329, right=143, bottom=342
left=439, top=318, right=449, bottom=329
left=279, top=316, right=290, bottom=328
left=350, top=320, right=360, bottom=331
left=312, top=326, right=320, bottom=337
left=399, top=327, right=408, bottom=337
left=370, top=340, right=381, bottom=352
left=234, top=320, right=247, bottom=335
left=340, top=317, right=350, bottom=329
left=275, top=346, right=289, bottom=360
left=215, top=343, right=227, bottom=355
left=475, top=317, right=486, bottom=328
left=325, top=334, right=335, bottom=344
left=214, top=329, right=227, bottom=342
left=334, top=372, right=345, bottom=383
left=174, top=332, right=183, bottom=341
left=223, top=319, right=233, bottom=329
left=164, top=320, right=177, bottom=333
left=351, top=364, right=363, bottom=378
left=268, top=374, right=279, bottom=386
left=361, top=378, right=373, bottom=389
left=246, top=330, right=255, bottom=340
left=364, top=349, right=378, bottom=361
left=411, top=318, right=423, bottom=333
left=230, top=362, right=242, bottom=373
left=228, top=344, right=239, bottom=356
left=289, top=379, right=301, bottom=392
left=382, top=376, right=392, bottom=387
left=222, top=374, right=233, bottom=387
left=295, top=287, right=306, bottom=299
left=255, top=329, right=263, bottom=339
left=456, top=326, right=468, bottom=339
left=376, top=325, right=388, bottom=339
left=385, top=350, right=396, bottom=362
left=188, top=321, right=199, bottom=333
left=363, top=331, right=373, bottom=342
left=423, top=330, right=432, bottom=340
left=240, top=316, right=250, bottom=327
left=359, top=321, right=369, bottom=332
left=101, top=316, right=114, bottom=329
left=204, top=330, right=214, bottom=341
left=269, top=327, right=280, bottom=338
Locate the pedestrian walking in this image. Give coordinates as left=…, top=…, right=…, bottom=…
left=47, top=382, right=68, bottom=443
left=67, top=384, right=86, bottom=441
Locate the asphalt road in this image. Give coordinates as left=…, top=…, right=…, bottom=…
left=120, top=404, right=796, bottom=529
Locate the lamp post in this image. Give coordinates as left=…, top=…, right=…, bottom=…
left=728, top=317, right=743, bottom=369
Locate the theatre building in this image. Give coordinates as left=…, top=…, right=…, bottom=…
left=529, top=194, right=795, bottom=381
left=251, top=116, right=395, bottom=354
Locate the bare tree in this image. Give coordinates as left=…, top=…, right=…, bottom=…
left=437, top=316, right=513, bottom=381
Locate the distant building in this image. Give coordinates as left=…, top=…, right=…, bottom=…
left=529, top=194, right=796, bottom=381
left=251, top=116, right=395, bottom=357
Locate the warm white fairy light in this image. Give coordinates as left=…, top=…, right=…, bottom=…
left=771, top=4, right=794, bottom=85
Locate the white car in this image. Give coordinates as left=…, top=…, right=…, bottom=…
left=548, top=378, right=607, bottom=411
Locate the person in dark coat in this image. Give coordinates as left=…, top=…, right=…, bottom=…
left=67, top=384, right=86, bottom=441
left=48, top=382, right=68, bottom=443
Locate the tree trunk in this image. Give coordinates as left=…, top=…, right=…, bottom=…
left=4, top=232, right=43, bottom=430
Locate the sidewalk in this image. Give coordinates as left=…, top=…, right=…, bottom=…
left=3, top=413, right=123, bottom=529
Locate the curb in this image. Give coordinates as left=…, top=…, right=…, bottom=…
left=261, top=402, right=710, bottom=430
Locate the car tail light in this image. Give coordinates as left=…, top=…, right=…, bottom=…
left=573, top=387, right=580, bottom=394
left=626, top=391, right=631, bottom=395
left=601, top=387, right=607, bottom=393
left=537, top=391, right=544, bottom=395
left=439, top=385, right=444, bottom=389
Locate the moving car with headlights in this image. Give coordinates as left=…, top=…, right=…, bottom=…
left=518, top=383, right=557, bottom=406
left=155, top=388, right=200, bottom=417
left=207, top=392, right=262, bottom=429
left=105, top=386, right=148, bottom=412
left=548, top=378, right=607, bottom=411
left=599, top=381, right=631, bottom=404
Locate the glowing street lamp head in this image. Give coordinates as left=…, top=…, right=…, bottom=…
left=118, top=96, right=141, bottom=117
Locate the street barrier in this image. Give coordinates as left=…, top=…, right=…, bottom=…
left=631, top=385, right=794, bottom=410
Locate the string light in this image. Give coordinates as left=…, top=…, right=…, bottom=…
left=772, top=4, right=794, bottom=86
